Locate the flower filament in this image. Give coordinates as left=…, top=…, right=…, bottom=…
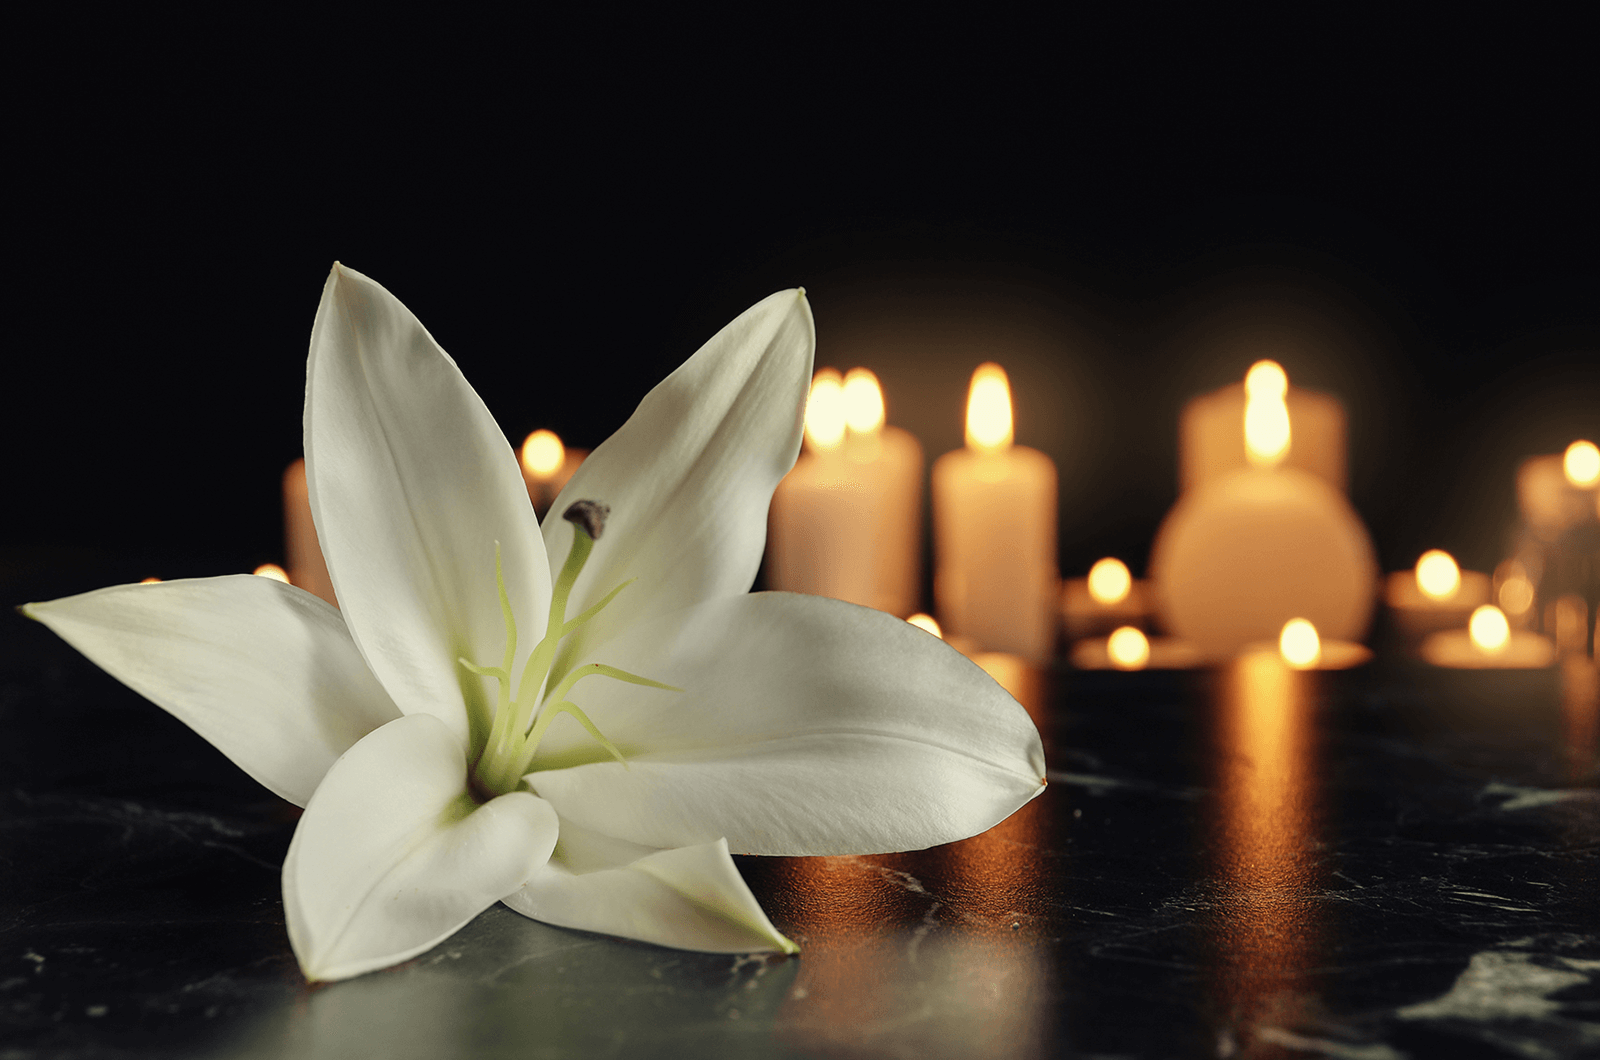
left=463, top=502, right=677, bottom=797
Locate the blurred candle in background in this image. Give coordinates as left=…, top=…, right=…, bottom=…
left=1180, top=359, right=1347, bottom=493
left=1385, top=548, right=1490, bottom=642
left=283, top=458, right=337, bottom=606
left=520, top=429, right=584, bottom=517
left=1420, top=602, right=1555, bottom=668
left=1062, top=556, right=1150, bottom=638
left=933, top=363, right=1059, bottom=661
left=252, top=563, right=290, bottom=583
left=1152, top=373, right=1376, bottom=661
left=767, top=368, right=924, bottom=615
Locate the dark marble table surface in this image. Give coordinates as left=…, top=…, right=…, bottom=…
left=3, top=560, right=1598, bottom=1059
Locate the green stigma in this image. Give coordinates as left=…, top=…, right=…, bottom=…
left=462, top=501, right=678, bottom=798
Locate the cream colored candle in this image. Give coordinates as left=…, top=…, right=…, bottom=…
left=1421, top=604, right=1555, bottom=668
left=519, top=429, right=586, bottom=518
left=1179, top=360, right=1346, bottom=493
left=767, top=368, right=924, bottom=616
left=932, top=363, right=1058, bottom=661
left=1385, top=549, right=1491, bottom=641
left=1151, top=379, right=1377, bottom=660
left=283, top=458, right=337, bottom=606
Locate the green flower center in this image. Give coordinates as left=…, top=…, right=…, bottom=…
left=462, top=501, right=676, bottom=798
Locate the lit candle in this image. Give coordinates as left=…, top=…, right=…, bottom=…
left=1179, top=360, right=1347, bottom=493
left=767, top=368, right=924, bottom=616
left=1151, top=378, right=1377, bottom=661
left=1384, top=548, right=1491, bottom=642
left=252, top=563, right=290, bottom=583
left=282, top=458, right=337, bottom=606
left=520, top=429, right=586, bottom=517
left=1517, top=440, right=1600, bottom=535
left=932, top=363, right=1059, bottom=661
left=1420, top=603, right=1556, bottom=668
left=1061, top=557, right=1152, bottom=638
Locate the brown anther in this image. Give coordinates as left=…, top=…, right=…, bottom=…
left=562, top=500, right=610, bottom=540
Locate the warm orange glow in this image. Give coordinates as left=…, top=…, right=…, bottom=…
left=253, top=563, right=291, bottom=583
left=1414, top=549, right=1461, bottom=601
left=804, top=368, right=846, bottom=451
left=139, top=576, right=161, bottom=584
left=842, top=368, right=886, bottom=434
left=1497, top=563, right=1535, bottom=616
left=964, top=363, right=1013, bottom=453
left=1279, top=618, right=1321, bottom=668
left=1086, top=557, right=1132, bottom=605
left=520, top=429, right=565, bottom=478
left=1243, top=360, right=1288, bottom=400
left=907, top=613, right=942, bottom=638
left=1469, top=604, right=1510, bottom=653
left=1565, top=440, right=1600, bottom=487
left=1107, top=626, right=1150, bottom=670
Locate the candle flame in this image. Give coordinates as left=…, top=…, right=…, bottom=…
left=1087, top=557, right=1132, bottom=605
left=139, top=576, right=161, bottom=584
left=804, top=368, right=846, bottom=452
left=1415, top=549, right=1461, bottom=601
left=520, top=429, right=566, bottom=479
left=964, top=363, right=1014, bottom=453
left=1564, top=440, right=1600, bottom=487
left=1107, top=626, right=1150, bottom=670
left=1469, top=604, right=1510, bottom=653
left=1243, top=360, right=1291, bottom=468
left=253, top=563, right=291, bottom=583
left=842, top=368, right=886, bottom=434
left=907, top=613, right=943, bottom=638
left=1279, top=618, right=1321, bottom=668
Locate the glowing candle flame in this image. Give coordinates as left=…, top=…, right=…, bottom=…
left=1107, top=626, right=1150, bottom=670
left=1279, top=618, right=1321, bottom=668
left=1469, top=604, right=1510, bottom=653
left=1087, top=557, right=1132, bottom=605
left=843, top=368, right=886, bottom=434
left=907, top=613, right=942, bottom=638
left=964, top=363, right=1014, bottom=454
left=253, top=563, right=291, bottom=584
left=139, top=576, right=161, bottom=584
left=1243, top=361, right=1291, bottom=468
left=804, top=368, right=846, bottom=452
left=1565, top=440, right=1600, bottom=487
left=520, top=429, right=565, bottom=479
left=1415, top=549, right=1461, bottom=601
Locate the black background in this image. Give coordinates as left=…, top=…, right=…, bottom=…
left=7, top=10, right=1596, bottom=592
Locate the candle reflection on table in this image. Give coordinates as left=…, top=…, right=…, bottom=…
left=1208, top=650, right=1325, bottom=1047
left=1562, top=656, right=1599, bottom=784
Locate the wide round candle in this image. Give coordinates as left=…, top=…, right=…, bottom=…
left=932, top=363, right=1058, bottom=661
left=282, top=458, right=337, bottom=607
left=1180, top=361, right=1346, bottom=493
left=1150, top=466, right=1377, bottom=660
left=767, top=369, right=924, bottom=616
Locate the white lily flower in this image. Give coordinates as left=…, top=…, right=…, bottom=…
left=23, top=265, right=1046, bottom=982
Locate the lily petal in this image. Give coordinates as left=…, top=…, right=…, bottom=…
left=502, top=818, right=795, bottom=954
left=305, top=264, right=551, bottom=749
left=544, top=290, right=813, bottom=663
left=528, top=592, right=1047, bottom=855
left=283, top=713, right=558, bottom=982
left=22, top=577, right=399, bottom=807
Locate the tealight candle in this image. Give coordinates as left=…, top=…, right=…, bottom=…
left=1518, top=440, right=1600, bottom=535
left=1152, top=380, right=1377, bottom=661
left=1385, top=548, right=1491, bottom=641
left=520, top=429, right=586, bottom=517
left=1180, top=360, right=1347, bottom=493
left=1061, top=557, right=1151, bottom=638
left=932, top=363, right=1059, bottom=661
left=767, top=368, right=924, bottom=615
left=1070, top=630, right=1203, bottom=670
left=1420, top=603, right=1556, bottom=668
left=283, top=458, right=337, bottom=606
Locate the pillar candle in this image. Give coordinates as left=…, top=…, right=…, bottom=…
left=1179, top=360, right=1346, bottom=493
left=767, top=368, right=924, bottom=616
left=932, top=363, right=1058, bottom=661
left=283, top=458, right=337, bottom=606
